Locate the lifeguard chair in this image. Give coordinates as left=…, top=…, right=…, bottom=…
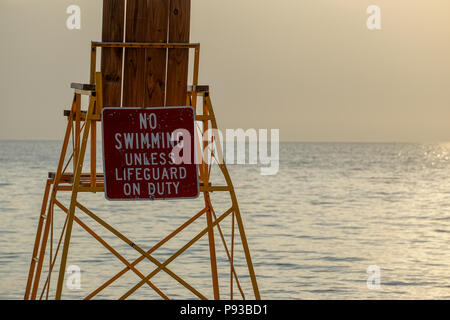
left=24, top=0, right=260, bottom=300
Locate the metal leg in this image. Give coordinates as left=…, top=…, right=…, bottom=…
left=25, top=179, right=52, bottom=300
left=204, top=192, right=220, bottom=300
left=205, top=94, right=261, bottom=300
left=55, top=97, right=96, bottom=299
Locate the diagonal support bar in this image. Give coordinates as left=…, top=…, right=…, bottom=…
left=75, top=201, right=207, bottom=300
left=85, top=207, right=208, bottom=300
left=53, top=199, right=169, bottom=300
left=204, top=95, right=261, bottom=300
left=120, top=207, right=234, bottom=300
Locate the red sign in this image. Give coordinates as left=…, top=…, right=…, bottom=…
left=102, top=107, right=199, bottom=200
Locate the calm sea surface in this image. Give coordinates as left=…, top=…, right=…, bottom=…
left=1, top=141, right=450, bottom=299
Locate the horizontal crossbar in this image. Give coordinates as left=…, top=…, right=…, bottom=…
left=92, top=42, right=200, bottom=49
left=71, top=83, right=96, bottom=91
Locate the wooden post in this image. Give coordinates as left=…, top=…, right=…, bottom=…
left=123, top=0, right=168, bottom=107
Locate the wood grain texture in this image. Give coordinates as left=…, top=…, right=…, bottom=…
left=101, top=0, right=125, bottom=107
left=123, top=0, right=169, bottom=107
left=166, top=0, right=191, bottom=106
left=101, top=0, right=191, bottom=108
left=144, top=0, right=169, bottom=107
left=168, top=0, right=191, bottom=43
left=123, top=0, right=147, bottom=107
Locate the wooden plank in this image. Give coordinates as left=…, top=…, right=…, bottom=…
left=146, top=0, right=170, bottom=43
left=166, top=0, right=191, bottom=106
left=123, top=0, right=169, bottom=107
left=123, top=0, right=147, bottom=107
left=101, top=0, right=125, bottom=107
left=144, top=0, right=169, bottom=107
left=168, top=0, right=191, bottom=43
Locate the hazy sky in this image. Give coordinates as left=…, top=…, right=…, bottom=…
left=1, top=0, right=449, bottom=142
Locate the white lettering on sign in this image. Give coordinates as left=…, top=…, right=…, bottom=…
left=139, top=113, right=158, bottom=130
left=113, top=132, right=179, bottom=150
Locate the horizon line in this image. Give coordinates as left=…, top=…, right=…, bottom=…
left=1, top=138, right=450, bottom=145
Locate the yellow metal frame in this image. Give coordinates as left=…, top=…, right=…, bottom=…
left=24, top=42, right=260, bottom=300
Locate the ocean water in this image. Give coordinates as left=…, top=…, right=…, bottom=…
left=0, top=141, right=450, bottom=300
